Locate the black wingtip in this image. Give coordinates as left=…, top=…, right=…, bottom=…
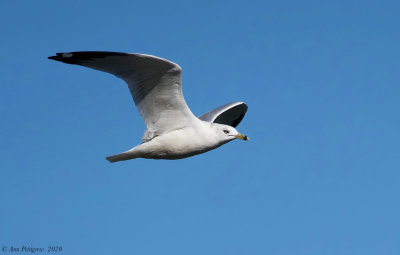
left=48, top=51, right=131, bottom=65
left=48, top=53, right=78, bottom=64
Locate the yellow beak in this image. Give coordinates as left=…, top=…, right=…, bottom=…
left=235, top=134, right=249, bottom=141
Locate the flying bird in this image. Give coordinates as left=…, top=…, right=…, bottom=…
left=49, top=52, right=248, bottom=162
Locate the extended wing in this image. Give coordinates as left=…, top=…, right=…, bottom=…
left=49, top=51, right=197, bottom=141
left=198, top=102, right=247, bottom=127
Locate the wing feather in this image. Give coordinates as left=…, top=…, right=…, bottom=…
left=49, top=51, right=196, bottom=141
left=198, top=102, right=247, bottom=127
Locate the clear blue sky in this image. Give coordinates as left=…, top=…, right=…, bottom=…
left=1, top=0, right=399, bottom=254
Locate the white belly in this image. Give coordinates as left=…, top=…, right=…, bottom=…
left=136, top=127, right=225, bottom=159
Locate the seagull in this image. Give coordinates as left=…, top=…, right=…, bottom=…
left=48, top=52, right=249, bottom=162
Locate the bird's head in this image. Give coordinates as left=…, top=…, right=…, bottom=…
left=212, top=123, right=249, bottom=143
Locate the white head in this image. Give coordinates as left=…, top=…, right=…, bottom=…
left=211, top=123, right=249, bottom=144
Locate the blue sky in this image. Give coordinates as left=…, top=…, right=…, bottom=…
left=1, top=0, right=399, bottom=254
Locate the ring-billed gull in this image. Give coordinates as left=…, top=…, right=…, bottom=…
left=48, top=52, right=249, bottom=162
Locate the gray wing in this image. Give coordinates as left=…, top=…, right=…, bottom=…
left=49, top=51, right=197, bottom=141
left=198, top=102, right=248, bottom=127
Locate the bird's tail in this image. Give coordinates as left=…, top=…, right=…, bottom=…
left=106, top=151, right=139, bottom=163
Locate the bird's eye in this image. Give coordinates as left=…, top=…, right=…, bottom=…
left=223, top=129, right=229, bottom=134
